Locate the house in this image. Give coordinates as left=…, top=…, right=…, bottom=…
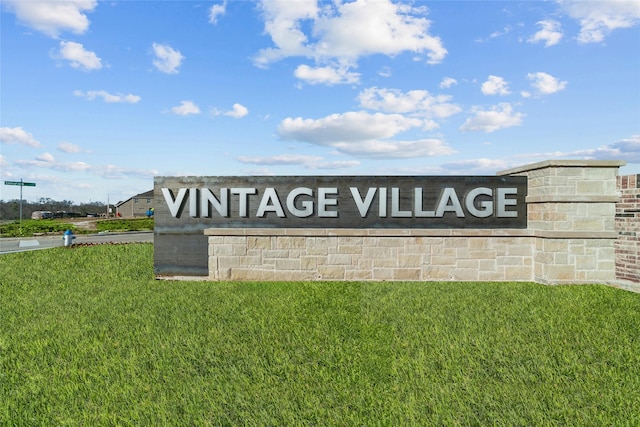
left=116, top=190, right=154, bottom=218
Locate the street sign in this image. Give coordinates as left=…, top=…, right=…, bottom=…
left=3, top=179, right=36, bottom=226
left=4, top=180, right=36, bottom=187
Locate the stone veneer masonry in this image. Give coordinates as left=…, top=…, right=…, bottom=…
left=616, top=174, right=640, bottom=284
left=205, top=160, right=629, bottom=284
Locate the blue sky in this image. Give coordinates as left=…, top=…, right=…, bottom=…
left=1, top=0, right=639, bottom=204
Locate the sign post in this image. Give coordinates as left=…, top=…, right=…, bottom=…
left=4, top=179, right=37, bottom=227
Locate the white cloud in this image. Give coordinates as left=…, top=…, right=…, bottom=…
left=74, top=90, right=140, bottom=103
left=440, top=77, right=457, bottom=89
left=527, top=72, right=567, bottom=95
left=312, top=0, right=446, bottom=63
left=254, top=0, right=318, bottom=66
left=170, top=101, right=201, bottom=116
left=559, top=0, right=640, bottom=43
left=574, top=135, right=640, bottom=162
left=528, top=20, right=563, bottom=47
left=315, top=160, right=361, bottom=169
left=278, top=111, right=423, bottom=145
left=242, top=167, right=276, bottom=176
left=212, top=103, right=249, bottom=118
left=294, top=64, right=360, bottom=85
left=255, top=0, right=446, bottom=84
left=238, top=154, right=324, bottom=166
left=225, top=103, right=249, bottom=118
left=16, top=157, right=92, bottom=172
left=209, top=1, right=227, bottom=24
left=459, top=103, right=524, bottom=133
left=378, top=66, right=392, bottom=78
left=517, top=135, right=640, bottom=164
left=489, top=26, right=512, bottom=39
left=3, top=0, right=96, bottom=38
left=98, top=165, right=159, bottom=179
left=58, top=142, right=89, bottom=153
left=0, top=127, right=41, bottom=147
left=152, top=43, right=184, bottom=74
left=359, top=87, right=461, bottom=120
left=56, top=41, right=102, bottom=71
left=475, top=25, right=512, bottom=43
left=481, top=75, right=510, bottom=96
left=0, top=154, right=9, bottom=178
left=55, top=161, right=91, bottom=172
left=441, top=158, right=511, bottom=174
left=238, top=153, right=360, bottom=170
left=36, top=152, right=55, bottom=163
left=277, top=110, right=455, bottom=158
left=332, top=138, right=455, bottom=159
left=13, top=155, right=158, bottom=179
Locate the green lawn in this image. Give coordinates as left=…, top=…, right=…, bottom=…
left=1, top=244, right=639, bottom=425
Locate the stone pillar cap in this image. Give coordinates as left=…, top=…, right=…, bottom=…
left=497, top=159, right=626, bottom=176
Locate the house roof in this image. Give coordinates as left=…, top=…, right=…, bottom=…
left=116, top=190, right=154, bottom=207
left=135, top=190, right=154, bottom=199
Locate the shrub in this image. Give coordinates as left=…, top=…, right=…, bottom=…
left=95, top=218, right=153, bottom=232
left=0, top=219, right=77, bottom=237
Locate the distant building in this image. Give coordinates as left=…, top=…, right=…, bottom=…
left=31, top=210, right=53, bottom=220
left=116, top=190, right=154, bottom=218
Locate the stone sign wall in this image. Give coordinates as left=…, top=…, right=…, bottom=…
left=155, top=175, right=527, bottom=276
left=155, top=160, right=640, bottom=284
left=196, top=160, right=630, bottom=285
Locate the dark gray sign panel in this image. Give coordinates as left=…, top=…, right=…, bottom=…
left=154, top=176, right=527, bottom=276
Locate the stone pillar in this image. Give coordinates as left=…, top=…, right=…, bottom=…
left=499, top=160, right=625, bottom=284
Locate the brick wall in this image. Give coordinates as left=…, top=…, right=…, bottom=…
left=616, top=175, right=640, bottom=283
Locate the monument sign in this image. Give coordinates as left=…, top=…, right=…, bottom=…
left=154, top=176, right=527, bottom=276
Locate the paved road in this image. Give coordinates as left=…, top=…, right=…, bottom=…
left=0, top=231, right=153, bottom=254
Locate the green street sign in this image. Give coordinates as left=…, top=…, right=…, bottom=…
left=4, top=180, right=36, bottom=187
left=4, top=179, right=36, bottom=226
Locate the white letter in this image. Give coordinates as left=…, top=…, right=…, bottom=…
left=201, top=188, right=228, bottom=217
left=350, top=187, right=376, bottom=217
left=497, top=188, right=518, bottom=217
left=318, top=187, right=338, bottom=217
left=414, top=188, right=435, bottom=217
left=161, top=187, right=187, bottom=218
left=466, top=187, right=493, bottom=218
left=256, top=188, right=285, bottom=217
left=435, top=187, right=465, bottom=217
left=391, top=188, right=412, bottom=217
left=231, top=188, right=257, bottom=217
left=287, top=187, right=314, bottom=218
left=378, top=188, right=387, bottom=217
left=189, top=188, right=198, bottom=217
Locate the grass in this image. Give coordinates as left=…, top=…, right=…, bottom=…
left=95, top=218, right=153, bottom=233
left=1, top=244, right=639, bottom=425
left=0, top=219, right=78, bottom=237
